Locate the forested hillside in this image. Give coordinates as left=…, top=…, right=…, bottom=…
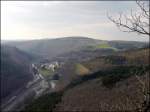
left=1, top=45, right=33, bottom=101
left=4, top=37, right=147, bottom=59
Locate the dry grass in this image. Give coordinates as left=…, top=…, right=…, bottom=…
left=54, top=72, right=149, bottom=111
left=75, top=63, right=90, bottom=76
left=120, top=48, right=149, bottom=65
left=82, top=58, right=113, bottom=72
left=53, top=48, right=150, bottom=111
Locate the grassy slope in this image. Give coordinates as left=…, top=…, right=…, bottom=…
left=85, top=43, right=118, bottom=51
left=96, top=43, right=118, bottom=51
left=39, top=68, right=53, bottom=78
left=75, top=63, right=90, bottom=76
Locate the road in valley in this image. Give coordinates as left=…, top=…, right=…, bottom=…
left=1, top=64, right=48, bottom=111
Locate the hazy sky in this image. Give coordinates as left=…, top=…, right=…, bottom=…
left=1, top=1, right=149, bottom=41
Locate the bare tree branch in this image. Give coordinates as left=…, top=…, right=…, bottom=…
left=108, top=1, right=150, bottom=110
left=107, top=0, right=150, bottom=36
left=136, top=0, right=149, bottom=18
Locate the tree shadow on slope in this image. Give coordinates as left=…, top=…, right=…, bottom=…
left=65, top=65, right=149, bottom=90
left=23, top=92, right=63, bottom=112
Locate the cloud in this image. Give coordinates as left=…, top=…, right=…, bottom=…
left=1, top=1, right=148, bottom=42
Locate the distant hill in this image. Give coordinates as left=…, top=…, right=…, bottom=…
left=0, top=45, right=33, bottom=101
left=3, top=37, right=99, bottom=59
left=3, top=37, right=147, bottom=59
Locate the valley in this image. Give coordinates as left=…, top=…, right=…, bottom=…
left=1, top=37, right=149, bottom=112
left=2, top=0, right=150, bottom=111
left=1, top=61, right=62, bottom=111
left=2, top=0, right=149, bottom=111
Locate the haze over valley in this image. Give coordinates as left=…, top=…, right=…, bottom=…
left=1, top=1, right=149, bottom=112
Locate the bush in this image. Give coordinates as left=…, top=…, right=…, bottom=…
left=101, top=65, right=149, bottom=88
left=102, top=74, right=128, bottom=88
left=24, top=91, right=63, bottom=112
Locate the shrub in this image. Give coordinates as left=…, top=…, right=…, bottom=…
left=101, top=65, right=149, bottom=88
left=24, top=91, right=63, bottom=112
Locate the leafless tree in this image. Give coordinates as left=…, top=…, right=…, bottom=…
left=108, top=1, right=150, bottom=111
left=107, top=0, right=150, bottom=36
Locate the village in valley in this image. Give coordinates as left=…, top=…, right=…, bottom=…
left=26, top=61, right=63, bottom=97
left=1, top=60, right=64, bottom=111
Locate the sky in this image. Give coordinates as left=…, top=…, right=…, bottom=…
left=1, top=1, right=149, bottom=42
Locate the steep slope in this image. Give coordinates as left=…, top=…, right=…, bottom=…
left=53, top=48, right=149, bottom=111
left=23, top=48, right=149, bottom=112
left=0, top=45, right=33, bottom=101
left=54, top=72, right=149, bottom=111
